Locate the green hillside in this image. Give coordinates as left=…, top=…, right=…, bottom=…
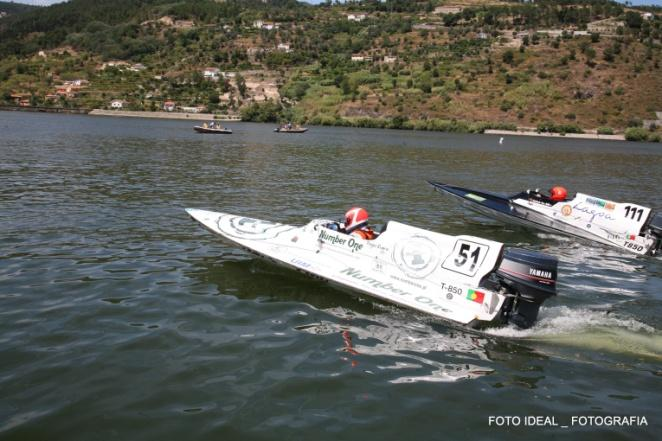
left=1, top=0, right=660, bottom=139
left=0, top=1, right=39, bottom=16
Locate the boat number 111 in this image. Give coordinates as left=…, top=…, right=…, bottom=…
left=624, top=206, right=644, bottom=222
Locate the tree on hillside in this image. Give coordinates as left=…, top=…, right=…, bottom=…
left=235, top=73, right=246, bottom=98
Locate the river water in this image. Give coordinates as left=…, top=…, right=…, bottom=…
left=1, top=111, right=661, bottom=440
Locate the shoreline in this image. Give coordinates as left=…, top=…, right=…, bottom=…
left=0, top=108, right=642, bottom=142
left=0, top=105, right=89, bottom=114
left=484, top=129, right=625, bottom=141
left=88, top=109, right=241, bottom=121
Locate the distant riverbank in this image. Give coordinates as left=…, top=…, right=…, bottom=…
left=0, top=105, right=89, bottom=114
left=484, top=129, right=626, bottom=141
left=88, top=109, right=241, bottom=121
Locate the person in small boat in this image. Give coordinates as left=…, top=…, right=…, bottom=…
left=342, top=207, right=376, bottom=240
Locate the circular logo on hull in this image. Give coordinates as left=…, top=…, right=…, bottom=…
left=392, top=236, right=440, bottom=279
left=219, top=216, right=291, bottom=240
left=561, top=204, right=572, bottom=216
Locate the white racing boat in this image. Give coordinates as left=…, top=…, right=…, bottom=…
left=429, top=182, right=662, bottom=256
left=186, top=208, right=559, bottom=328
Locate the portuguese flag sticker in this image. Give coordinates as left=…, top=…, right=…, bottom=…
left=467, top=289, right=485, bottom=304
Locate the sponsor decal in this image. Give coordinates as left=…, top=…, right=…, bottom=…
left=466, top=193, right=486, bottom=202
left=220, top=215, right=292, bottom=240
left=290, top=258, right=311, bottom=269
left=529, top=268, right=552, bottom=279
left=392, top=236, right=439, bottom=279
left=561, top=204, right=572, bottom=216
left=466, top=289, right=485, bottom=304
left=340, top=267, right=450, bottom=313
left=528, top=198, right=553, bottom=207
left=318, top=229, right=363, bottom=253
left=572, top=202, right=617, bottom=223
left=585, top=197, right=615, bottom=211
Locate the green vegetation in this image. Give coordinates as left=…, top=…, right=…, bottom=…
left=625, top=127, right=660, bottom=142
left=0, top=0, right=660, bottom=140
left=0, top=1, right=38, bottom=15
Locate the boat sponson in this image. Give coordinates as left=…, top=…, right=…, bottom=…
left=428, top=181, right=514, bottom=215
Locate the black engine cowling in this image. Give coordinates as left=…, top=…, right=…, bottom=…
left=646, top=212, right=662, bottom=255
left=495, top=248, right=558, bottom=328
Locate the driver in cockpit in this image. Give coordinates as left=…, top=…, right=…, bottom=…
left=326, top=207, right=377, bottom=240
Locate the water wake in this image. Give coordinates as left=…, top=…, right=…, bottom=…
left=486, top=306, right=662, bottom=360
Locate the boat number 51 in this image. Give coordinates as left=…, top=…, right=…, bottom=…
left=443, top=240, right=488, bottom=276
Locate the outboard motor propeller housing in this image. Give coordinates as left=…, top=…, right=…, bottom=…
left=495, top=248, right=558, bottom=328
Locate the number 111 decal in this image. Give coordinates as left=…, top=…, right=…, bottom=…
left=442, top=240, right=489, bottom=277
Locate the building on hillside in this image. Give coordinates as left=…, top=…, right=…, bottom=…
left=277, top=43, right=291, bottom=53
left=347, top=14, right=366, bottom=22
left=174, top=20, right=194, bottom=29
left=63, top=79, right=89, bottom=87
left=587, top=19, right=624, bottom=35
left=163, top=101, right=176, bottom=112
left=413, top=23, right=441, bottom=31
left=178, top=105, right=206, bottom=113
left=129, top=63, right=146, bottom=72
left=536, top=29, right=564, bottom=37
left=10, top=93, right=30, bottom=104
left=247, top=47, right=264, bottom=56
left=351, top=55, right=372, bottom=62
left=203, top=67, right=220, bottom=80
left=383, top=55, right=397, bottom=64
left=55, top=87, right=76, bottom=98
left=100, top=61, right=129, bottom=70
left=434, top=7, right=462, bottom=15
left=253, top=20, right=279, bottom=30
left=642, top=12, right=653, bottom=21
left=110, top=99, right=126, bottom=109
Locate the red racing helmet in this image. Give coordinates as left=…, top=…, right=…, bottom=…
left=549, top=186, right=568, bottom=202
left=344, top=207, right=369, bottom=233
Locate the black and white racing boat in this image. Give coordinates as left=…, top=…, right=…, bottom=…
left=429, top=182, right=662, bottom=256
left=186, top=208, right=559, bottom=328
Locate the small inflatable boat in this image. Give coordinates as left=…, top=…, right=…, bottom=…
left=186, top=208, right=559, bottom=328
left=429, top=182, right=662, bottom=256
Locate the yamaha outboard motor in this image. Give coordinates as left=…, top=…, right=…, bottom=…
left=495, top=248, right=558, bottom=328
left=646, top=212, right=662, bottom=255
